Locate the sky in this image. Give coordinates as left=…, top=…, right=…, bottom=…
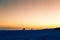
left=0, top=0, right=60, bottom=30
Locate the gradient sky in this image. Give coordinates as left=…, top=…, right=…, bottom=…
left=0, top=0, right=60, bottom=30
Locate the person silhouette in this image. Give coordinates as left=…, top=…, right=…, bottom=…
left=23, top=28, right=25, bottom=30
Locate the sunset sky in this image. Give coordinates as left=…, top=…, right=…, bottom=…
left=0, top=0, right=60, bottom=30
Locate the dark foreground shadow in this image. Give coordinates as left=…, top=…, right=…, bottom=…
left=0, top=28, right=60, bottom=40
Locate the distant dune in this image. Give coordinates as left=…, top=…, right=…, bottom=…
left=0, top=27, right=60, bottom=30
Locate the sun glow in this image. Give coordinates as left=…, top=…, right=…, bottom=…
left=1, top=0, right=60, bottom=30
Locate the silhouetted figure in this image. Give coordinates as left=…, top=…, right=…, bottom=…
left=23, top=28, right=25, bottom=30
left=31, top=28, right=33, bottom=30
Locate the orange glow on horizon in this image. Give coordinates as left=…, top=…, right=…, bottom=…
left=1, top=0, right=60, bottom=30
